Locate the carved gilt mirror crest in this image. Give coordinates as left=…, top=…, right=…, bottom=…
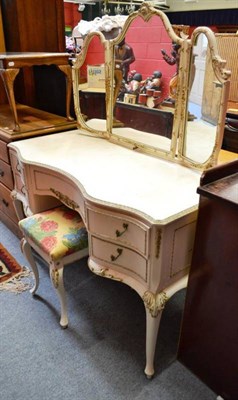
left=72, top=2, right=230, bottom=170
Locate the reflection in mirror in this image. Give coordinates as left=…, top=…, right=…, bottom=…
left=111, top=13, right=185, bottom=154
left=183, top=31, right=226, bottom=165
left=72, top=33, right=107, bottom=135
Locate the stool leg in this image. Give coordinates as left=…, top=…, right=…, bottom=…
left=20, top=238, right=39, bottom=295
left=49, top=262, right=68, bottom=328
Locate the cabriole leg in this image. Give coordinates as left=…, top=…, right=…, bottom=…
left=20, top=238, right=39, bottom=295
left=50, top=263, right=68, bottom=328
left=144, top=307, right=163, bottom=378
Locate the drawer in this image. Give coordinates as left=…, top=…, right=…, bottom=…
left=0, top=140, right=9, bottom=163
left=0, top=159, right=14, bottom=189
left=91, top=236, right=148, bottom=282
left=0, top=182, right=18, bottom=223
left=87, top=207, right=149, bottom=256
left=32, top=168, right=85, bottom=219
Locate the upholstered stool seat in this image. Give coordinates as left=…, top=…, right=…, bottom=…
left=19, top=205, right=88, bottom=328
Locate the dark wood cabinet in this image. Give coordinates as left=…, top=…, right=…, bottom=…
left=222, top=113, right=238, bottom=154
left=178, top=160, right=238, bottom=400
left=1, top=0, right=65, bottom=53
left=0, top=0, right=67, bottom=113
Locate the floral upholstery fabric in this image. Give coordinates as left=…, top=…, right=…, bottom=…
left=19, top=206, right=88, bottom=261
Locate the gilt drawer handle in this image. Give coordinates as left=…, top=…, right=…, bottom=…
left=116, top=223, right=128, bottom=237
left=0, top=169, right=4, bottom=177
left=2, top=199, right=9, bottom=207
left=111, top=248, right=123, bottom=262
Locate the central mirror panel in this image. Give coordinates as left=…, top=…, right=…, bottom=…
left=110, top=7, right=185, bottom=157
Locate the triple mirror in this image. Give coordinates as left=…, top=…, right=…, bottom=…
left=72, top=2, right=230, bottom=170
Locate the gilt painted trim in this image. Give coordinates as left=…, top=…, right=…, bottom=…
left=89, top=266, right=123, bottom=282
left=143, top=290, right=168, bottom=317
left=50, top=188, right=79, bottom=210
left=51, top=269, right=59, bottom=288
left=155, top=228, right=162, bottom=259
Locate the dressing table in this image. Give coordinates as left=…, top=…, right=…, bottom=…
left=8, top=3, right=230, bottom=378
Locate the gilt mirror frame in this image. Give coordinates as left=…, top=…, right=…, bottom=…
left=177, top=26, right=231, bottom=170
left=72, top=31, right=111, bottom=138
left=71, top=3, right=230, bottom=171
left=107, top=2, right=188, bottom=161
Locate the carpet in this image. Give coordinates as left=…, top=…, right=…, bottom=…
left=0, top=243, right=32, bottom=293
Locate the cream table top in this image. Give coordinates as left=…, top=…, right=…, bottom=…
left=10, top=129, right=201, bottom=223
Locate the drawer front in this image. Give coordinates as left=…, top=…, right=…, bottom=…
left=33, top=169, right=85, bottom=219
left=0, top=182, right=18, bottom=223
left=0, top=140, right=9, bottom=164
left=91, top=236, right=148, bottom=282
left=0, top=159, right=14, bottom=189
left=87, top=207, right=149, bottom=255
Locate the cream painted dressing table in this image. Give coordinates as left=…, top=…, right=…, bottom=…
left=8, top=3, right=230, bottom=378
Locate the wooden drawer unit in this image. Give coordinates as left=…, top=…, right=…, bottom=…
left=0, top=158, right=14, bottom=189
left=0, top=182, right=18, bottom=223
left=91, top=236, right=148, bottom=282
left=0, top=139, right=9, bottom=163
left=0, top=137, right=20, bottom=236
left=87, top=207, right=149, bottom=256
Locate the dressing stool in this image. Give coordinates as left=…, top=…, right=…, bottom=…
left=18, top=205, right=88, bottom=328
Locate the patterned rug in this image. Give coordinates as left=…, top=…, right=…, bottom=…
left=0, top=243, right=32, bottom=293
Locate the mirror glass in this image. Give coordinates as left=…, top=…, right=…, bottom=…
left=74, top=33, right=107, bottom=134
left=110, top=13, right=183, bottom=154
left=183, top=32, right=222, bottom=164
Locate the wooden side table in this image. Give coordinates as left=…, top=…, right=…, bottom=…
left=178, top=160, right=238, bottom=400
left=0, top=52, right=74, bottom=131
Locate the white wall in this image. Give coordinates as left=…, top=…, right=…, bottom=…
left=166, top=0, right=238, bottom=12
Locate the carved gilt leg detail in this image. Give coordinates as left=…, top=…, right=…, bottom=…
left=143, top=290, right=168, bottom=379
left=143, top=290, right=168, bottom=318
